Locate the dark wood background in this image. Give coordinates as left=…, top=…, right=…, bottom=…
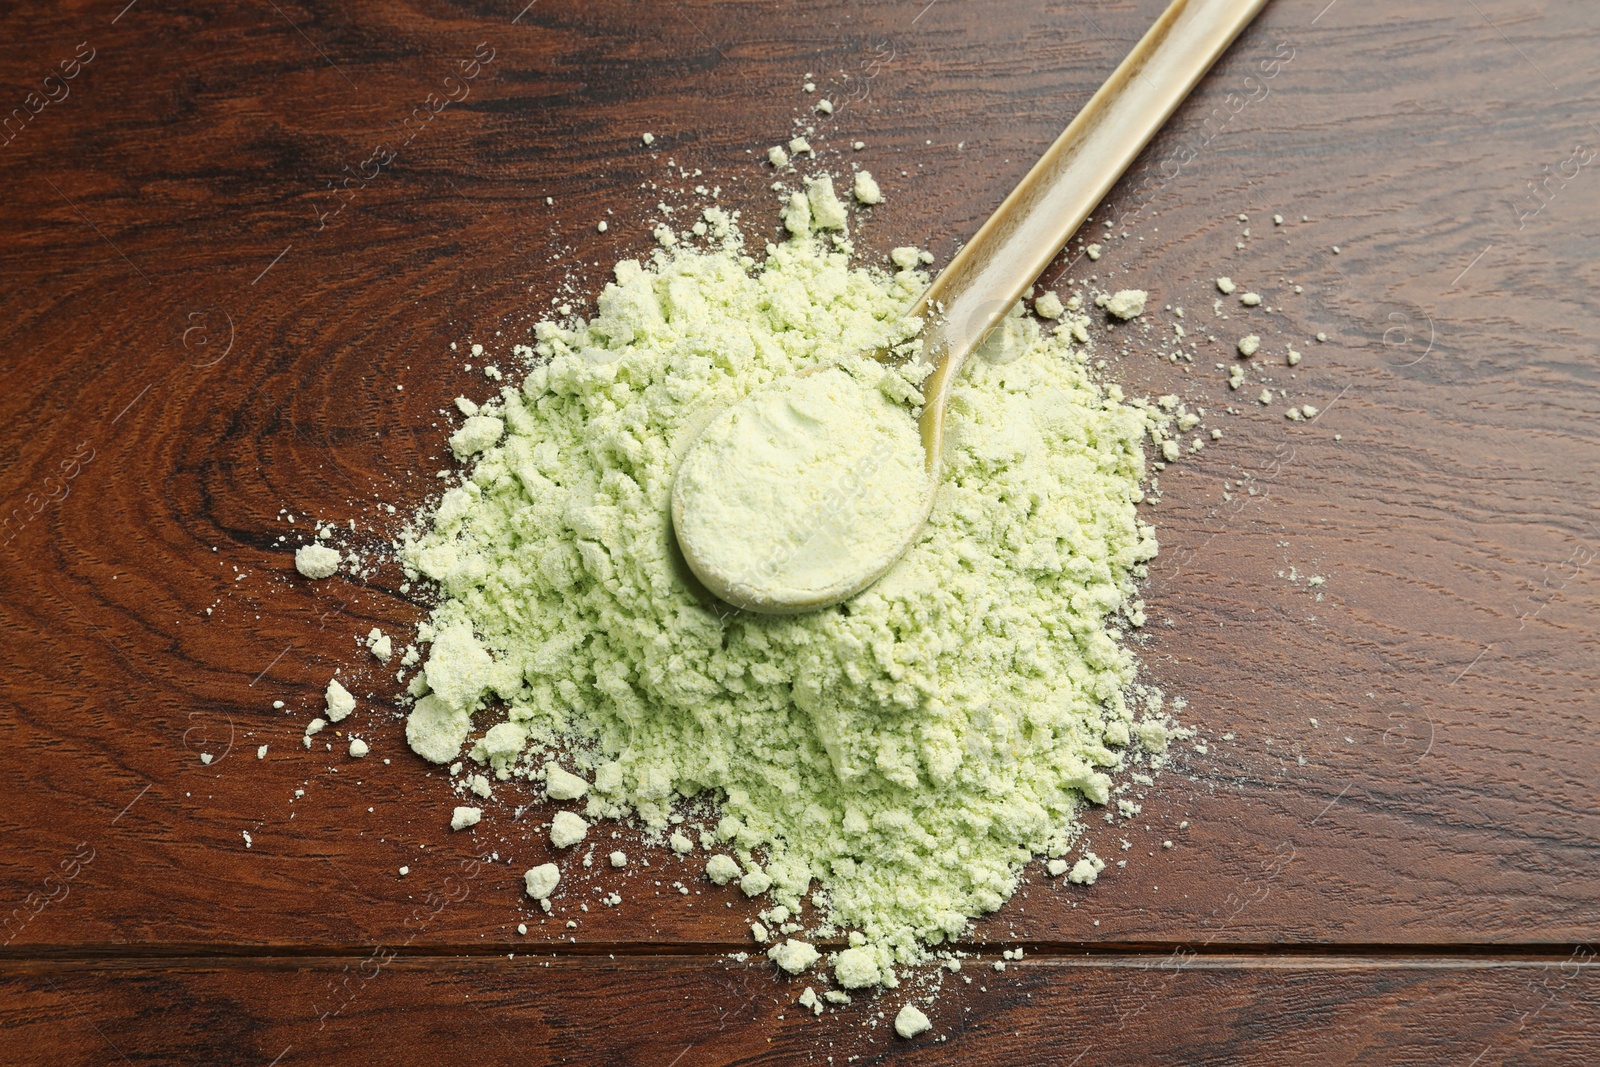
left=2, top=0, right=1597, bottom=1062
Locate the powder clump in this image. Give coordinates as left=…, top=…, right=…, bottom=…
left=401, top=199, right=1162, bottom=979
left=295, top=544, right=340, bottom=580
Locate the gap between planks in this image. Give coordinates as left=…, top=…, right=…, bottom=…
left=0, top=942, right=1591, bottom=967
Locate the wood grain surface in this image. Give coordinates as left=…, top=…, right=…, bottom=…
left=2, top=0, right=1597, bottom=1062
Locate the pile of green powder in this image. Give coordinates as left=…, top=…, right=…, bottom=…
left=400, top=186, right=1166, bottom=987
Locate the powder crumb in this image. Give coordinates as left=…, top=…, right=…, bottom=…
left=641, top=132, right=654, bottom=145
left=798, top=987, right=823, bottom=1016
left=1033, top=291, right=1064, bottom=320
left=705, top=855, right=741, bottom=886
left=1240, top=292, right=1262, bottom=307
left=1103, top=289, right=1147, bottom=320
left=449, top=415, right=504, bottom=459
left=256, top=745, right=268, bottom=759
left=366, top=628, right=392, bottom=662
left=852, top=170, right=883, bottom=205
left=894, top=1003, right=932, bottom=1039
left=1237, top=335, right=1261, bottom=358
left=1258, top=388, right=1273, bottom=405
left=609, top=851, right=627, bottom=868
left=767, top=146, right=789, bottom=168
left=550, top=811, right=588, bottom=848
left=670, top=832, right=694, bottom=855
left=787, top=136, right=812, bottom=156
left=804, top=175, right=849, bottom=231
left=1287, top=349, right=1302, bottom=366
left=1086, top=242, right=1102, bottom=260
left=597, top=220, right=608, bottom=233
left=1316, top=332, right=1328, bottom=342
left=835, top=946, right=887, bottom=989
left=349, top=738, right=369, bottom=759
left=816, top=99, right=834, bottom=115
left=545, top=764, right=589, bottom=800
left=1216, top=277, right=1236, bottom=295
left=1301, top=404, right=1319, bottom=418
left=295, top=544, right=341, bottom=580
left=889, top=246, right=922, bottom=270
left=769, top=938, right=822, bottom=974
left=523, top=863, right=560, bottom=900
left=1047, top=858, right=1069, bottom=876
left=325, top=679, right=355, bottom=723
left=1068, top=852, right=1106, bottom=885
left=1273, top=214, right=1284, bottom=225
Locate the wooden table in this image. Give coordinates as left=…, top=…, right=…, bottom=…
left=2, top=0, right=1596, bottom=1062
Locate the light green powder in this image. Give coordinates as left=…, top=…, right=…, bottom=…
left=401, top=201, right=1161, bottom=985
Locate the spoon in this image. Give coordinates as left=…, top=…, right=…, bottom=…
left=674, top=0, right=1270, bottom=614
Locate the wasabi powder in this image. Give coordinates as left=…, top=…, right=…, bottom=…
left=401, top=194, right=1163, bottom=984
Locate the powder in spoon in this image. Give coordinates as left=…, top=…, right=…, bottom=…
left=400, top=193, right=1166, bottom=987
left=672, top=360, right=930, bottom=610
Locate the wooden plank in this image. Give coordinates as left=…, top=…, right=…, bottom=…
left=2, top=955, right=1599, bottom=1065
left=0, top=0, right=1595, bottom=970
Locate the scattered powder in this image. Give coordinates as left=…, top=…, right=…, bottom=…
left=399, top=190, right=1167, bottom=983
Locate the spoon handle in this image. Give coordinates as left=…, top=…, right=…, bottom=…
left=914, top=0, right=1271, bottom=463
